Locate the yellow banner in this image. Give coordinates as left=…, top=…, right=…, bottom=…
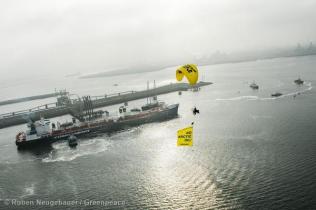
left=177, top=126, right=193, bottom=146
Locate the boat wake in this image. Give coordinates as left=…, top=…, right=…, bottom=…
left=215, top=82, right=313, bottom=101
left=42, top=138, right=110, bottom=163
left=276, top=82, right=313, bottom=98
left=216, top=95, right=259, bottom=101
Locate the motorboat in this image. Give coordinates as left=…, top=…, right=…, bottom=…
left=249, top=82, right=259, bottom=90
left=271, top=92, right=283, bottom=97
left=68, top=135, right=78, bottom=147
left=294, top=78, right=304, bottom=85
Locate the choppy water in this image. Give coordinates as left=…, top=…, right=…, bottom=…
left=0, top=55, right=316, bottom=209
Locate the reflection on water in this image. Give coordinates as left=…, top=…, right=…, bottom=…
left=42, top=138, right=111, bottom=163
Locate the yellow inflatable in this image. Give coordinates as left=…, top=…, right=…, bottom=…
left=176, top=64, right=199, bottom=85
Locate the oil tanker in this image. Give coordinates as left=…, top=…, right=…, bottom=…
left=15, top=101, right=179, bottom=148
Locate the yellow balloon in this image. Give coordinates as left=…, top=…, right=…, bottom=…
left=176, top=64, right=199, bottom=85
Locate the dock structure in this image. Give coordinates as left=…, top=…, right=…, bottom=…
left=0, top=90, right=68, bottom=106
left=0, top=81, right=212, bottom=129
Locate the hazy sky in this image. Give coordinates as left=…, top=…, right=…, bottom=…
left=0, top=0, right=315, bottom=77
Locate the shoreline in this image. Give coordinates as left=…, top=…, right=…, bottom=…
left=78, top=53, right=316, bottom=79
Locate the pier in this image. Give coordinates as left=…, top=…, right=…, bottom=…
left=0, top=93, right=59, bottom=106
left=0, top=81, right=212, bottom=129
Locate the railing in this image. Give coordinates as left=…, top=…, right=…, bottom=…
left=0, top=102, right=58, bottom=119
left=90, top=91, right=137, bottom=100
left=0, top=91, right=138, bottom=119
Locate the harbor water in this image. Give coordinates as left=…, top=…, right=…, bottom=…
left=0, top=55, right=316, bottom=209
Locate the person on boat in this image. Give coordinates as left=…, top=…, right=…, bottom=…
left=192, top=107, right=200, bottom=115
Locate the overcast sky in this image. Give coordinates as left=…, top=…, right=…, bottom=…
left=0, top=0, right=315, bottom=77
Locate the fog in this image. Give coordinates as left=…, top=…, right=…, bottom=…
left=0, top=0, right=315, bottom=78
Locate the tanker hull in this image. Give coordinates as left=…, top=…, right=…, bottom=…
left=16, top=104, right=178, bottom=149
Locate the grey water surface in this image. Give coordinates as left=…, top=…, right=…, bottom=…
left=0, top=55, right=316, bottom=209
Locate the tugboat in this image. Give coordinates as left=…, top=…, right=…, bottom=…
left=271, top=92, right=283, bottom=97
left=15, top=100, right=179, bottom=149
left=68, top=135, right=78, bottom=147
left=249, top=82, right=259, bottom=90
left=294, top=78, right=304, bottom=85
